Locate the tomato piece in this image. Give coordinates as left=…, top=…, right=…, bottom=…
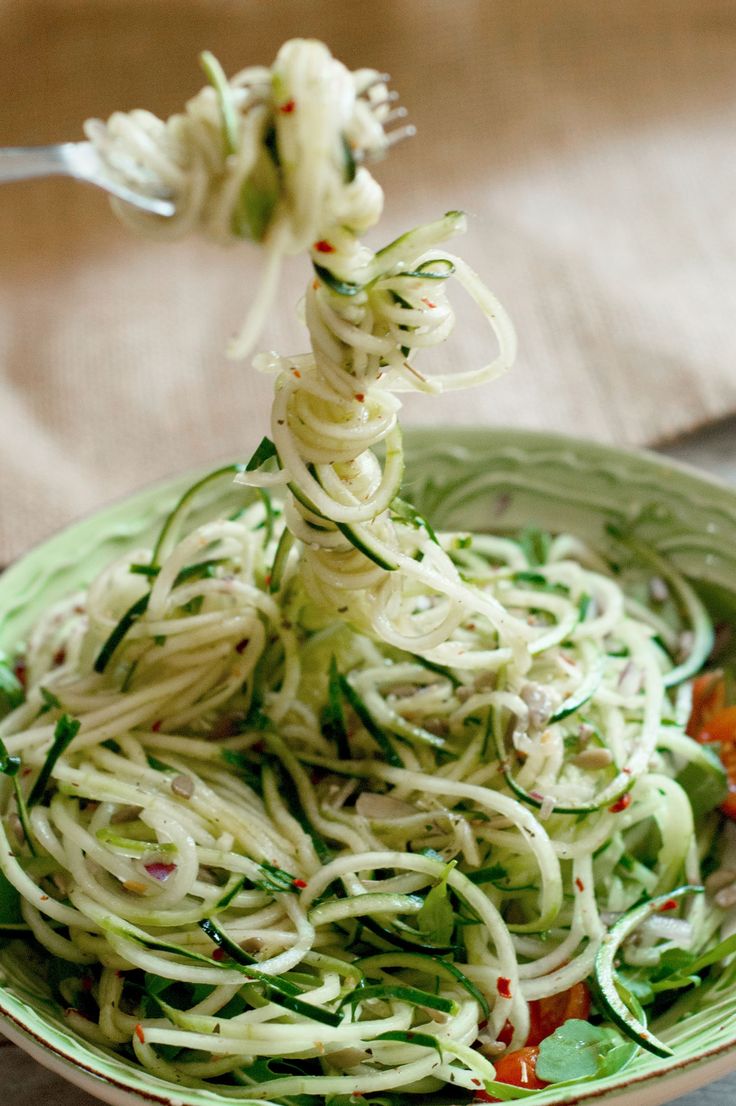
left=526, top=981, right=591, bottom=1046
left=686, top=671, right=726, bottom=737
left=493, top=1046, right=548, bottom=1089
left=694, top=704, right=736, bottom=820
left=496, top=1019, right=514, bottom=1046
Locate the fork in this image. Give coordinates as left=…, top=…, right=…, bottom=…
left=0, top=142, right=176, bottom=216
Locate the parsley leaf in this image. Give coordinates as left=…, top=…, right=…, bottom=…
left=416, top=864, right=455, bottom=946
left=537, top=1019, right=635, bottom=1084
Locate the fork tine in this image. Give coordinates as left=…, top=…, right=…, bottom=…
left=384, top=124, right=417, bottom=148
left=383, top=106, right=408, bottom=124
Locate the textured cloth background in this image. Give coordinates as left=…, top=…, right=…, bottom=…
left=1, top=0, right=735, bottom=564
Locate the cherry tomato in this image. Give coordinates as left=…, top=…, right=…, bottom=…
left=686, top=671, right=726, bottom=737
left=493, top=1046, right=548, bottom=1089
left=694, top=704, right=736, bottom=819
left=526, top=981, right=591, bottom=1046
left=496, top=1020, right=514, bottom=1046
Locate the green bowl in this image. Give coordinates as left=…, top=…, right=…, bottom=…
left=1, top=427, right=736, bottom=1106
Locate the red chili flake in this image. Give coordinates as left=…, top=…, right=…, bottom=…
left=575, top=877, right=585, bottom=892
left=471, top=1078, right=482, bottom=1087
left=235, top=638, right=250, bottom=654
left=473, top=1092, right=499, bottom=1104
left=497, top=976, right=512, bottom=999
left=280, top=99, right=296, bottom=114
left=212, top=947, right=226, bottom=961
left=134, top=1023, right=146, bottom=1044
left=422, top=298, right=437, bottom=309
left=21, top=766, right=32, bottom=777
left=264, top=575, right=272, bottom=589
left=13, top=660, right=26, bottom=687
left=81, top=975, right=94, bottom=992
left=609, top=792, right=632, bottom=813
left=292, top=878, right=308, bottom=890
left=144, top=861, right=177, bottom=882
left=40, top=895, right=49, bottom=902
left=354, top=393, right=365, bottom=402
left=53, top=648, right=66, bottom=667
left=152, top=720, right=162, bottom=733
left=623, top=766, right=632, bottom=775
left=659, top=898, right=678, bottom=913
left=314, top=240, right=335, bottom=254
left=292, top=369, right=302, bottom=379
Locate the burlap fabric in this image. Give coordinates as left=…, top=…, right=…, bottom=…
left=1, top=0, right=735, bottom=564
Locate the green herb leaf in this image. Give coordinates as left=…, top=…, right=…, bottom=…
left=518, top=526, right=552, bottom=567
left=341, top=134, right=357, bottom=183
left=39, top=687, right=61, bottom=715
left=252, top=861, right=301, bottom=894
left=246, top=436, right=279, bottom=472
left=321, top=657, right=350, bottom=758
left=94, top=593, right=150, bottom=673
left=390, top=497, right=439, bottom=545
left=338, top=675, right=403, bottom=767
left=416, top=865, right=455, bottom=946
left=28, top=714, right=80, bottom=806
left=338, top=981, right=456, bottom=1016
left=0, top=661, right=24, bottom=717
left=467, top=863, right=508, bottom=885
left=0, top=735, right=21, bottom=777
left=536, top=1019, right=634, bottom=1084
left=313, top=263, right=362, bottom=296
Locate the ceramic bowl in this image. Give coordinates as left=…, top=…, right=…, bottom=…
left=2, top=427, right=736, bottom=1106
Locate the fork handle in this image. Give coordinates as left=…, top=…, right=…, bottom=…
left=0, top=145, right=72, bottom=183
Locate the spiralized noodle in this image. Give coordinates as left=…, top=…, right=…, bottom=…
left=0, top=37, right=728, bottom=1106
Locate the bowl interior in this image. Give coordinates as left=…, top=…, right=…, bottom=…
left=2, top=427, right=736, bottom=1106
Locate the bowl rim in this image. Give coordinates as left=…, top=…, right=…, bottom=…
left=2, top=424, right=736, bottom=1106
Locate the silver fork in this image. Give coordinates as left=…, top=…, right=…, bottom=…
left=0, top=142, right=176, bottom=216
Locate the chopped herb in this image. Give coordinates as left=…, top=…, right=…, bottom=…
left=312, top=263, right=361, bottom=296
left=518, top=526, right=552, bottom=567
left=0, top=661, right=24, bottom=717
left=416, top=864, right=455, bottom=946
left=390, top=496, right=439, bottom=545
left=39, top=687, right=61, bottom=715
left=94, top=594, right=149, bottom=673
left=338, top=675, right=403, bottom=767
left=28, top=714, right=81, bottom=807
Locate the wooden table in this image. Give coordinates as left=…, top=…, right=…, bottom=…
left=3, top=419, right=736, bottom=1104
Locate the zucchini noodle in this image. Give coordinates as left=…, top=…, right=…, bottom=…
left=0, top=36, right=731, bottom=1106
